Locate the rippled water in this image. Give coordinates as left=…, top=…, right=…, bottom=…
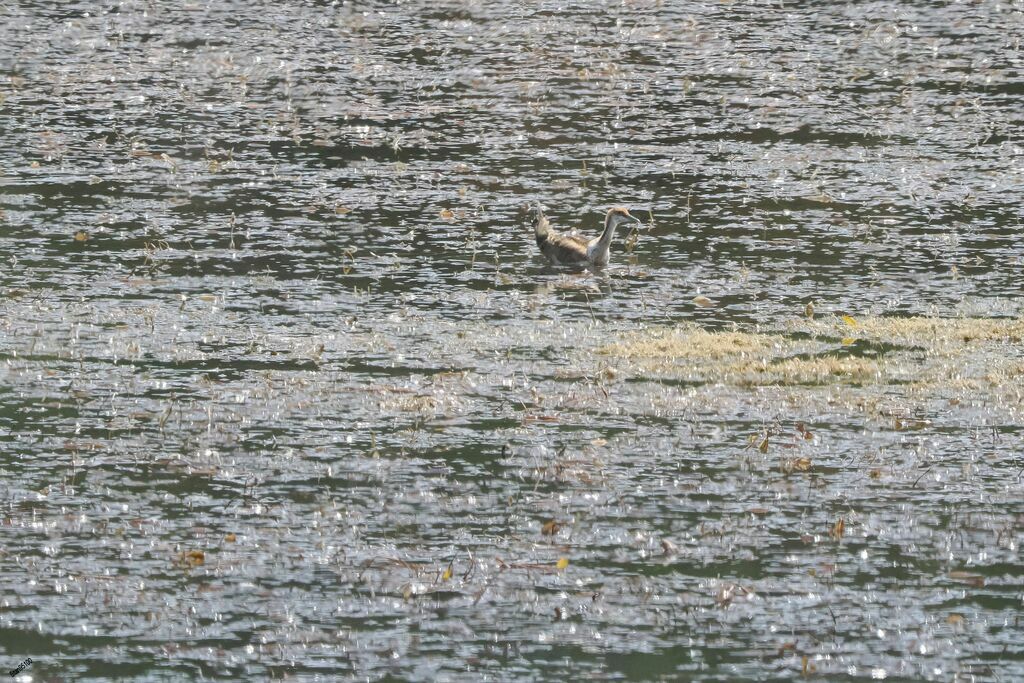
left=2, top=1, right=1023, bottom=680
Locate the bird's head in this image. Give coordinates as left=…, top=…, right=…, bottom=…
left=605, top=207, right=643, bottom=229
left=527, top=201, right=549, bottom=233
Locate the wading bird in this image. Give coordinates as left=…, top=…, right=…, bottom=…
left=529, top=203, right=642, bottom=267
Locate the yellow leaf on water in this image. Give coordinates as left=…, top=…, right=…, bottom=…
left=441, top=566, right=453, bottom=581
left=177, top=549, right=205, bottom=567
left=224, top=533, right=237, bottom=543
left=555, top=557, right=569, bottom=570
left=841, top=337, right=856, bottom=346
left=335, top=205, right=352, bottom=214
left=73, top=230, right=88, bottom=242
left=439, top=208, right=455, bottom=220
left=830, top=517, right=845, bottom=540
left=841, top=315, right=859, bottom=328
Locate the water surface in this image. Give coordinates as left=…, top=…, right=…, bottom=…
left=1, top=1, right=1023, bottom=680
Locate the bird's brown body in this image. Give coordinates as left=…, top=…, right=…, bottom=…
left=530, top=205, right=641, bottom=267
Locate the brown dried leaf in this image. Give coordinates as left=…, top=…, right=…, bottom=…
left=692, top=294, right=714, bottom=308
left=540, top=520, right=562, bottom=536
left=177, top=549, right=205, bottom=568
left=948, top=571, right=985, bottom=587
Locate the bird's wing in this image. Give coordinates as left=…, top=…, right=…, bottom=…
left=539, top=230, right=590, bottom=263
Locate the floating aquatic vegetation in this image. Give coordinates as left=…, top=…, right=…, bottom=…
left=597, top=316, right=1024, bottom=393
left=599, top=325, right=789, bottom=362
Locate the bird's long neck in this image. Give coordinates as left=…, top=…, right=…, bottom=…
left=594, top=213, right=619, bottom=252
left=533, top=211, right=550, bottom=244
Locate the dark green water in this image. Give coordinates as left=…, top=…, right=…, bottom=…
left=1, top=1, right=1022, bottom=680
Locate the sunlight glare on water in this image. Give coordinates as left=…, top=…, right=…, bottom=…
left=0, top=0, right=1023, bottom=680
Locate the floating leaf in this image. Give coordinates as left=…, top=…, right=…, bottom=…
left=541, top=520, right=562, bottom=536
left=829, top=517, right=845, bottom=540
left=555, top=557, right=569, bottom=570
left=335, top=205, right=352, bottom=215
left=948, top=571, right=985, bottom=587
left=177, top=549, right=205, bottom=568
left=692, top=294, right=714, bottom=308
left=73, top=230, right=88, bottom=242
left=946, top=613, right=965, bottom=626
left=439, top=208, right=455, bottom=220
left=805, top=302, right=814, bottom=319
left=782, top=456, right=812, bottom=475
left=840, top=337, right=856, bottom=346
left=841, top=315, right=859, bottom=328
left=801, top=654, right=816, bottom=675
left=224, top=533, right=237, bottom=543
left=441, top=565, right=453, bottom=582
left=758, top=435, right=769, bottom=453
